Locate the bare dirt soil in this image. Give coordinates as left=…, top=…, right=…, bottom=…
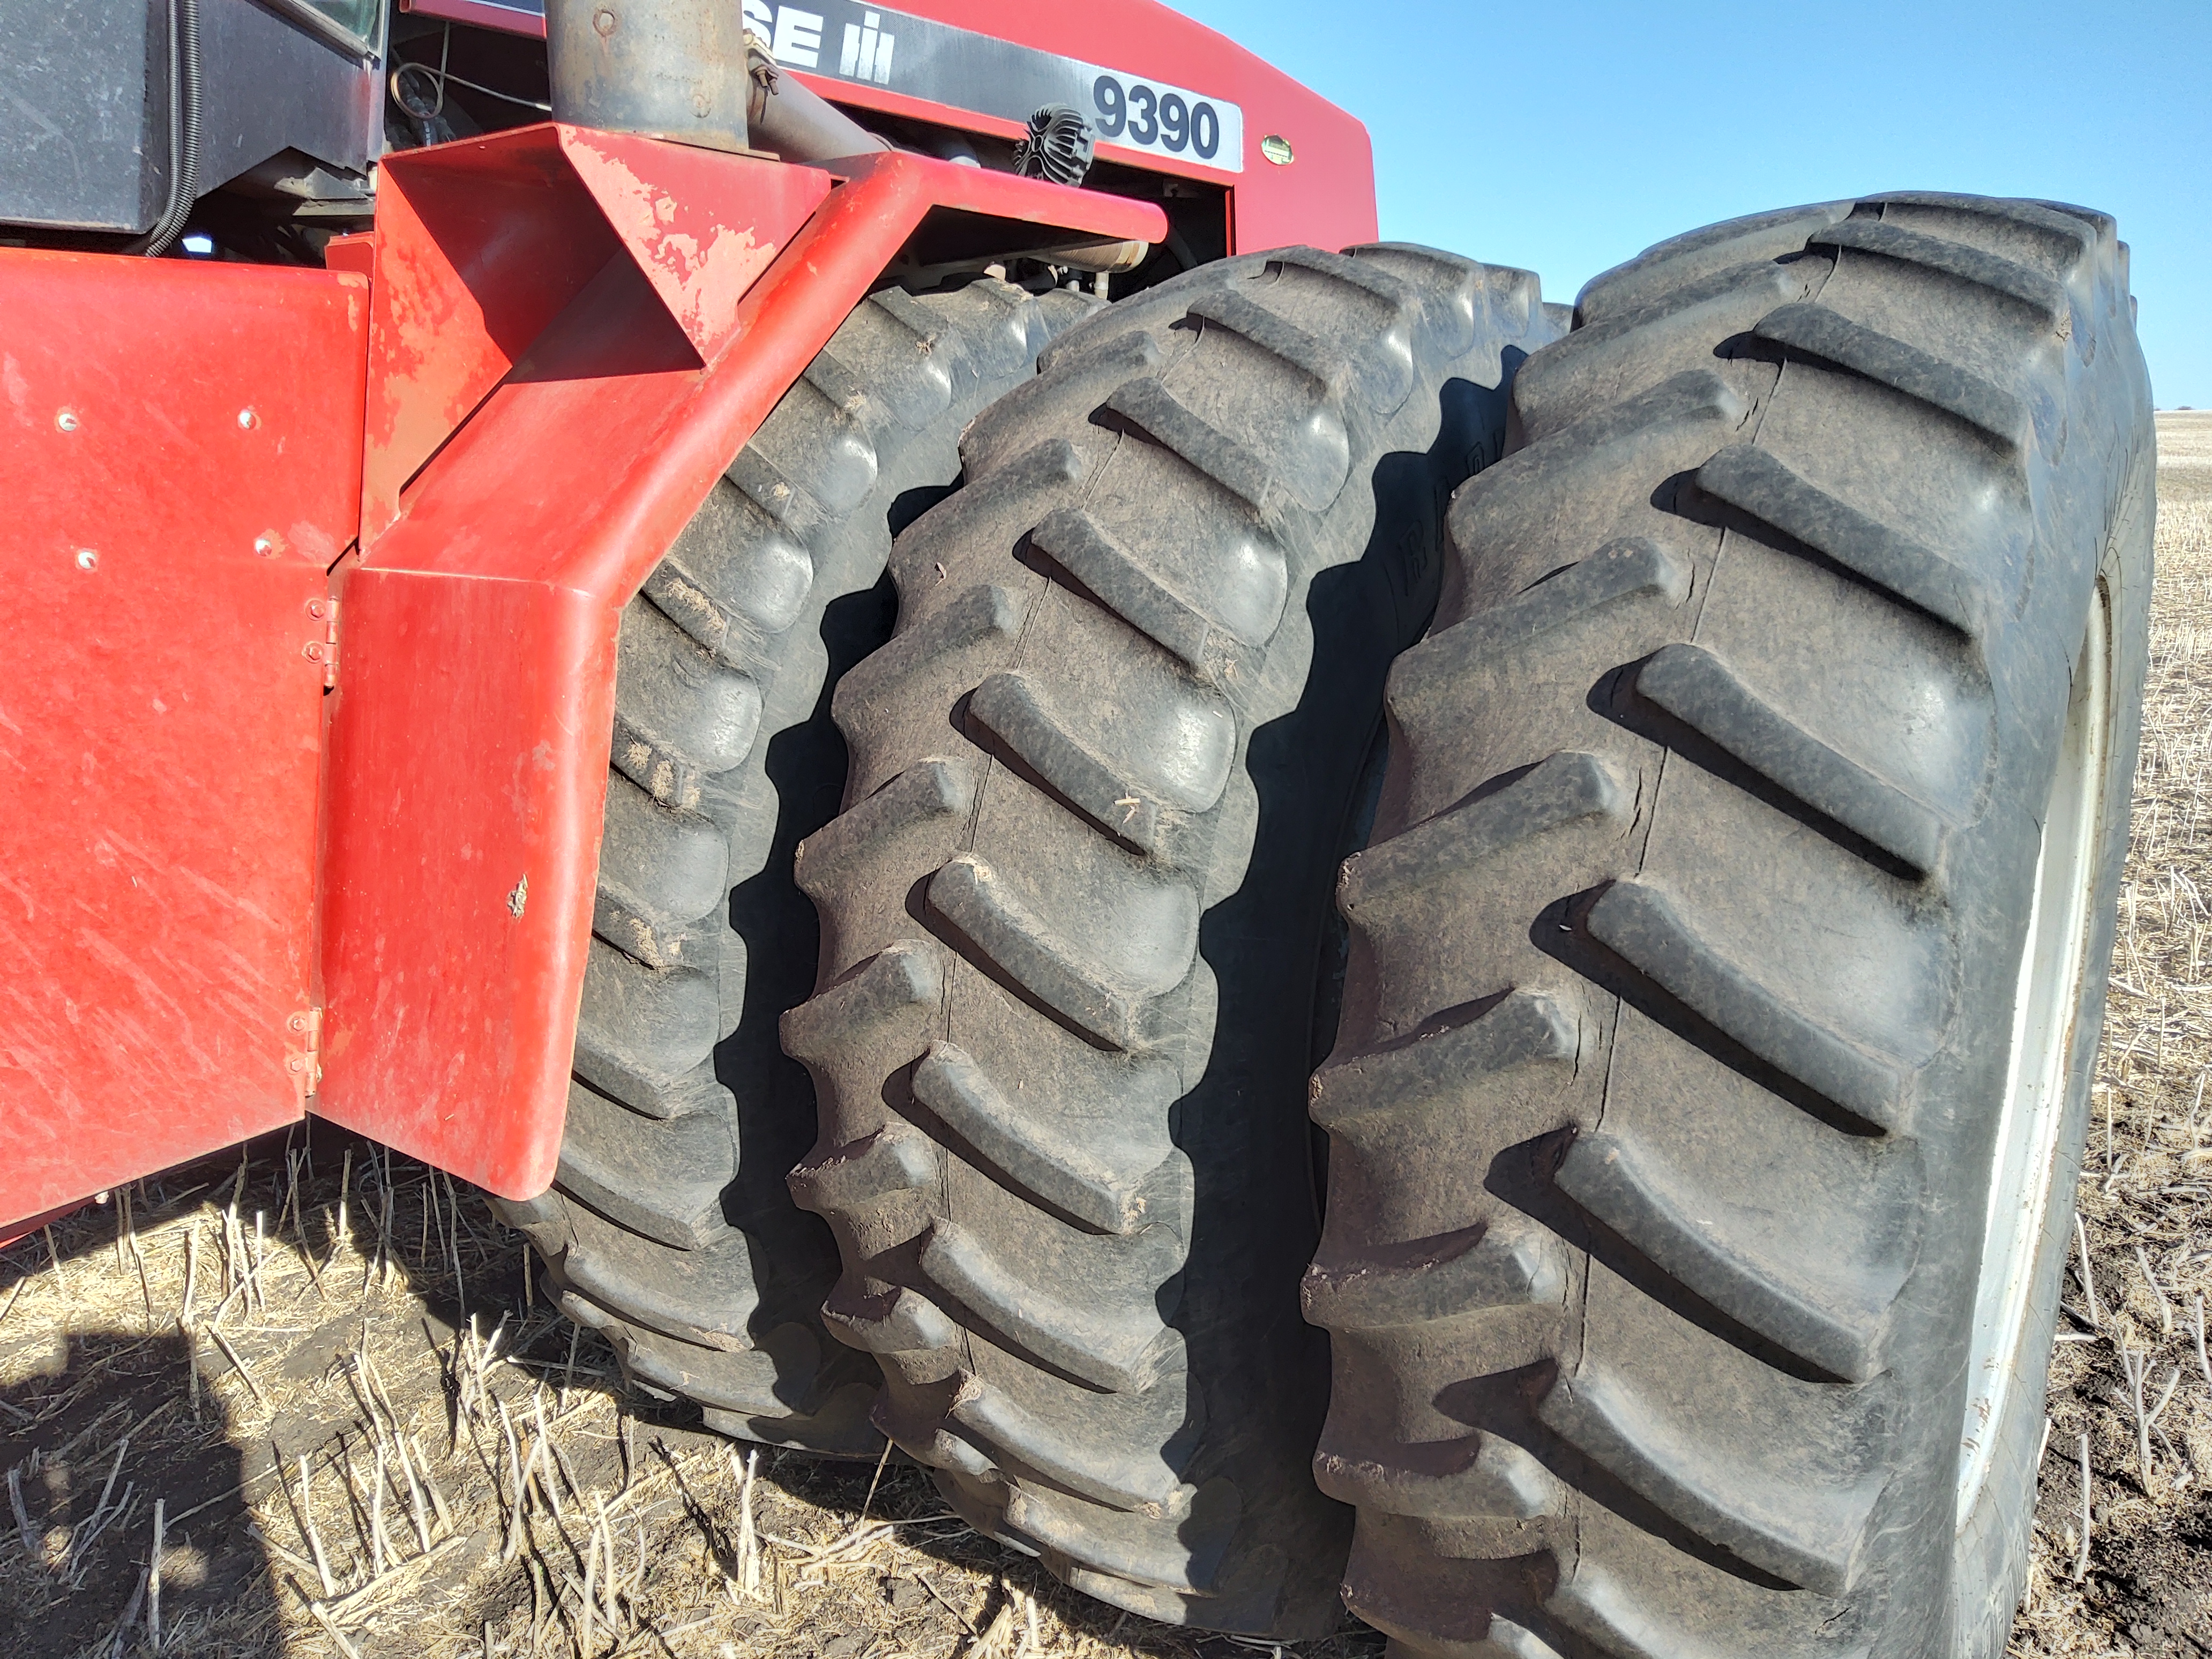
left=5, top=414, right=2211, bottom=1659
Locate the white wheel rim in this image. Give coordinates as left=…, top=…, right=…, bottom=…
left=1959, top=591, right=2110, bottom=1523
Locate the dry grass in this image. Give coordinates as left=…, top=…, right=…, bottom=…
left=7, top=416, right=2212, bottom=1658
left=0, top=1146, right=1373, bottom=1658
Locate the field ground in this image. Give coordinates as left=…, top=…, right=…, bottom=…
left=5, top=414, right=2212, bottom=1658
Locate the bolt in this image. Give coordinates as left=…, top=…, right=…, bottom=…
left=592, top=6, right=616, bottom=34
left=287, top=1012, right=308, bottom=1033
left=74, top=549, right=98, bottom=571
left=308, top=598, right=331, bottom=619
left=55, top=410, right=79, bottom=432
left=237, top=407, right=259, bottom=430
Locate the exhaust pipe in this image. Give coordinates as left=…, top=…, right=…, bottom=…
left=545, top=0, right=890, bottom=163
left=745, top=46, right=894, bottom=163
left=545, top=0, right=751, bottom=153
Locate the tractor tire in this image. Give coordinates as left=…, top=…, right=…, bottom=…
left=781, top=246, right=1561, bottom=1632
left=497, top=278, right=1092, bottom=1455
left=1309, top=195, right=2152, bottom=1659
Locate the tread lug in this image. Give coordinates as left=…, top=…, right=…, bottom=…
left=1633, top=642, right=1946, bottom=875
left=1342, top=751, right=1633, bottom=914
left=1583, top=879, right=1907, bottom=1134
left=1537, top=1363, right=1879, bottom=1595
left=1693, top=444, right=1985, bottom=637
left=1752, top=303, right=2027, bottom=452
left=1311, top=990, right=1580, bottom=1132
left=918, top=1218, right=1176, bottom=1392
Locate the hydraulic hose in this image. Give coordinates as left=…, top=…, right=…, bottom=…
left=129, top=0, right=201, bottom=256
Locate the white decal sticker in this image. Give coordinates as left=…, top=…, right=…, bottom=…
left=771, top=6, right=825, bottom=69
left=838, top=9, right=896, bottom=85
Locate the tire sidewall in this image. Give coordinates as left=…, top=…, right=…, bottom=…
left=1951, top=428, right=2156, bottom=1656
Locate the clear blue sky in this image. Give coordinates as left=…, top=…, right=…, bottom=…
left=1179, top=0, right=2211, bottom=408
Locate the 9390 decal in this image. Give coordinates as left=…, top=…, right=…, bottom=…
left=1090, top=72, right=1225, bottom=163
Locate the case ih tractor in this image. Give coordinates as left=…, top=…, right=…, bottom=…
left=0, top=0, right=2155, bottom=1652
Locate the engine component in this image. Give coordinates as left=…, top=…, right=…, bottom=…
left=1013, top=102, right=1095, bottom=186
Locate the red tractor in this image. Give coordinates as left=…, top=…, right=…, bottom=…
left=0, top=2, right=2155, bottom=1651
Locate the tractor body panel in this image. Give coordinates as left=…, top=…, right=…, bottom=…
left=0, top=252, right=367, bottom=1224
left=406, top=0, right=1379, bottom=255
left=0, top=0, right=1364, bottom=1231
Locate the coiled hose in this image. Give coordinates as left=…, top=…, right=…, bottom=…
left=130, top=0, right=201, bottom=256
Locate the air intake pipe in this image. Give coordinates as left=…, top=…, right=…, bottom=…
left=545, top=0, right=890, bottom=163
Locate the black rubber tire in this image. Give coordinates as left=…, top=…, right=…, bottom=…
left=1308, top=195, right=2153, bottom=1659
left=496, top=279, right=1091, bottom=1456
left=781, top=245, right=1560, bottom=1633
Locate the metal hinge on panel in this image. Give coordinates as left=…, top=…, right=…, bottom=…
left=287, top=1007, right=324, bottom=1099
left=305, top=595, right=339, bottom=687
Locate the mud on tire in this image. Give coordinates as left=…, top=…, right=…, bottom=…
left=781, top=245, right=1559, bottom=1633
left=497, top=279, right=1090, bottom=1455
left=1310, top=197, right=2152, bottom=1657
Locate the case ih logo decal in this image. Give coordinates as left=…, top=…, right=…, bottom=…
left=742, top=2, right=1246, bottom=173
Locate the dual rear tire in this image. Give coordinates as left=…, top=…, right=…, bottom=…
left=538, top=196, right=2152, bottom=1654
left=1312, top=196, right=2151, bottom=1659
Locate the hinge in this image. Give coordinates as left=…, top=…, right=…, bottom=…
left=286, top=1006, right=324, bottom=1100
left=305, top=595, right=339, bottom=687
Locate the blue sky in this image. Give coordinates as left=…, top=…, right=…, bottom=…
left=1179, top=0, right=2211, bottom=407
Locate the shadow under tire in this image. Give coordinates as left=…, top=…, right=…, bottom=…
left=782, top=244, right=1561, bottom=1633
left=495, top=280, right=1090, bottom=1456
left=1309, top=195, right=2153, bottom=1658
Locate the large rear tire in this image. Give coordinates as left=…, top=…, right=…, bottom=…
left=498, top=279, right=1088, bottom=1455
left=1309, top=196, right=2151, bottom=1657
left=782, top=245, right=1560, bottom=1632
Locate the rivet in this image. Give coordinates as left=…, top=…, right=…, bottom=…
left=254, top=535, right=275, bottom=556
left=56, top=409, right=79, bottom=432
left=1260, top=134, right=1295, bottom=166
left=74, top=548, right=99, bottom=571
left=237, top=407, right=259, bottom=430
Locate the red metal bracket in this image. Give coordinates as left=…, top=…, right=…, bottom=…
left=360, top=125, right=833, bottom=545
left=314, top=137, right=1165, bottom=1200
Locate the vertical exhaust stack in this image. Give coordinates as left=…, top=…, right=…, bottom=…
left=545, top=0, right=752, bottom=153
left=545, top=0, right=895, bottom=163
